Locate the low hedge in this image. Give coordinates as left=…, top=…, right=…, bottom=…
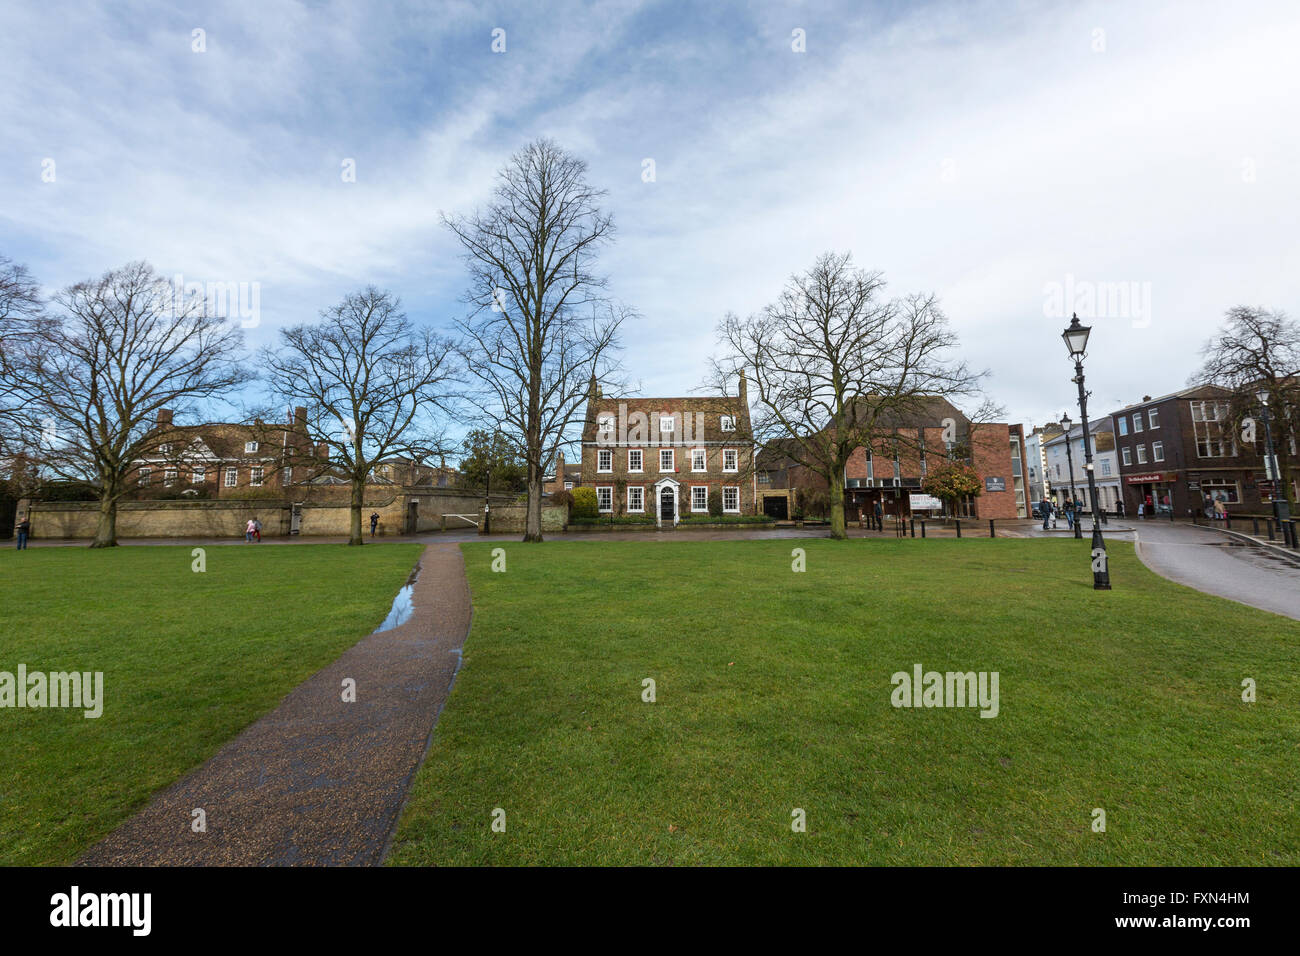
left=570, top=514, right=656, bottom=526
left=677, top=514, right=775, bottom=525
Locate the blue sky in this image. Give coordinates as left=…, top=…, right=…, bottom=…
left=3, top=0, right=1298, bottom=431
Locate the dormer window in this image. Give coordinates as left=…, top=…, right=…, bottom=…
left=720, top=416, right=735, bottom=432
left=245, top=441, right=259, bottom=453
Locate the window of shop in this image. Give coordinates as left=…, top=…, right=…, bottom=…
left=1202, top=480, right=1240, bottom=504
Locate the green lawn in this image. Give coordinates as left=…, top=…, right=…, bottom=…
left=0, top=542, right=421, bottom=866
left=389, top=538, right=1300, bottom=865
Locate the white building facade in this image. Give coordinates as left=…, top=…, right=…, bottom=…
left=1043, top=420, right=1122, bottom=514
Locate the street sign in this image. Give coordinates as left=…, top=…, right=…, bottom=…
left=909, top=494, right=942, bottom=511
left=984, top=476, right=1006, bottom=492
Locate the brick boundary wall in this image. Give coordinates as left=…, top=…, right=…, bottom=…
left=19, top=489, right=516, bottom=539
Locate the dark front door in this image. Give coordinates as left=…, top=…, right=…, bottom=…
left=763, top=496, right=788, bottom=520
left=660, top=487, right=674, bottom=520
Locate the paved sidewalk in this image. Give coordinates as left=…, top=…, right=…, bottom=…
left=79, top=542, right=471, bottom=866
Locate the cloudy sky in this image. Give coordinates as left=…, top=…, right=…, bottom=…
left=3, top=0, right=1298, bottom=431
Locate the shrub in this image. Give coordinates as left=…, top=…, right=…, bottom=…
left=549, top=489, right=574, bottom=510
left=708, top=489, right=723, bottom=517
left=37, top=481, right=99, bottom=501
left=571, top=486, right=598, bottom=519
left=678, top=514, right=774, bottom=525
left=569, top=514, right=655, bottom=526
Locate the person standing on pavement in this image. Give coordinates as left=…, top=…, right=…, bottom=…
left=15, top=516, right=31, bottom=550
left=1040, top=497, right=1052, bottom=531
left=370, top=511, right=380, bottom=536
left=245, top=518, right=256, bottom=542
left=873, top=500, right=883, bottom=533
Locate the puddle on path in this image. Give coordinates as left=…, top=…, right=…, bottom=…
left=373, top=562, right=421, bottom=633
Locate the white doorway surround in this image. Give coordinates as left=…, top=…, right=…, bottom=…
left=653, top=477, right=680, bottom=527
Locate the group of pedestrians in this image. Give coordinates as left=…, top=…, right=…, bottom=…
left=244, top=517, right=263, bottom=542
left=1039, top=496, right=1084, bottom=531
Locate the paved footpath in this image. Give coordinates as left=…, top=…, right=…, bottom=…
left=79, top=542, right=471, bottom=866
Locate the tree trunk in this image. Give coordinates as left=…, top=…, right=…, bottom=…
left=524, top=461, right=543, bottom=542
left=349, top=479, right=364, bottom=546
left=91, top=492, right=118, bottom=548
left=829, top=472, right=847, bottom=539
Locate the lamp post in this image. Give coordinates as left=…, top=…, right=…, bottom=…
left=1256, top=390, right=1293, bottom=546
left=1059, top=411, right=1082, bottom=540
left=1063, top=314, right=1111, bottom=589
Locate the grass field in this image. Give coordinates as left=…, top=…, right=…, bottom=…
left=0, top=542, right=421, bottom=866
left=389, top=538, right=1300, bottom=865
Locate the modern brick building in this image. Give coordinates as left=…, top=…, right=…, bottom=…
left=755, top=397, right=1026, bottom=520
left=1108, top=384, right=1294, bottom=516
left=579, top=376, right=753, bottom=524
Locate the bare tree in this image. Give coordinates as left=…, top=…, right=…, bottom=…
left=717, top=252, right=983, bottom=538
left=1193, top=305, right=1300, bottom=507
left=260, top=287, right=458, bottom=545
left=0, top=256, right=46, bottom=462
left=445, top=138, right=627, bottom=542
left=11, top=261, right=252, bottom=546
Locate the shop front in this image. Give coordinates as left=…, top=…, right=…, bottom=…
left=1125, top=471, right=1179, bottom=516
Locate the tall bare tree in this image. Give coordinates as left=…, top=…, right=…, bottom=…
left=0, top=255, right=46, bottom=462
left=260, top=287, right=458, bottom=545
left=445, top=138, right=627, bottom=542
left=11, top=261, right=252, bottom=546
left=1193, top=305, right=1300, bottom=506
left=717, top=252, right=983, bottom=539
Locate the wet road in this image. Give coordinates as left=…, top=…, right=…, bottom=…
left=1130, top=521, right=1300, bottom=621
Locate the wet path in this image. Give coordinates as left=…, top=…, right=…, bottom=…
left=79, top=543, right=471, bottom=865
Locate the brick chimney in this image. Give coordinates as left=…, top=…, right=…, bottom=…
left=157, top=408, right=173, bottom=427
left=293, top=406, right=307, bottom=429
left=738, top=368, right=748, bottom=407
left=556, top=450, right=565, bottom=485
left=316, top=442, right=329, bottom=461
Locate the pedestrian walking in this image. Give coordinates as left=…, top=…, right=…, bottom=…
left=370, top=511, right=380, bottom=536
left=245, top=518, right=256, bottom=542
left=873, top=500, right=883, bottom=533
left=253, top=517, right=262, bottom=542
left=1040, top=497, right=1052, bottom=531
left=15, top=516, right=31, bottom=550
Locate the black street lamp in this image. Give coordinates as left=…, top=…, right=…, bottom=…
left=1256, top=389, right=1293, bottom=546
left=1063, top=314, right=1111, bottom=589
left=1059, top=411, right=1083, bottom=540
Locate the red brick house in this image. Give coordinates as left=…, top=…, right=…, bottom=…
left=132, top=407, right=317, bottom=497
left=543, top=451, right=583, bottom=497
left=579, top=376, right=754, bottom=524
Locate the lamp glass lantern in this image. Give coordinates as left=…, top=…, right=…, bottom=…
left=1062, top=314, right=1091, bottom=359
